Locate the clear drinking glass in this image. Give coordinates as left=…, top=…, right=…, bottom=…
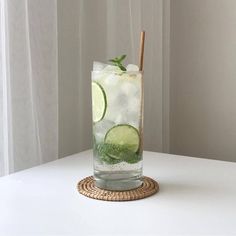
left=91, top=69, right=143, bottom=190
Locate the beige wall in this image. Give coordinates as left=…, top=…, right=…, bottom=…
left=170, top=0, right=236, bottom=162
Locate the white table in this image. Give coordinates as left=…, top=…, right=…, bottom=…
left=0, top=150, right=236, bottom=236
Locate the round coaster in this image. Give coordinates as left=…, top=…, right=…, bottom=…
left=77, top=176, right=159, bottom=201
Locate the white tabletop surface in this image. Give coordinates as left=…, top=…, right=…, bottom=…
left=0, top=150, right=236, bottom=236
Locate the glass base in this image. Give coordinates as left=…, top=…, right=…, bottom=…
left=94, top=170, right=143, bottom=191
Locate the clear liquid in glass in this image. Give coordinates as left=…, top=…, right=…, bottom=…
left=92, top=69, right=143, bottom=190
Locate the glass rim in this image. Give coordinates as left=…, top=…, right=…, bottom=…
left=91, top=70, right=143, bottom=73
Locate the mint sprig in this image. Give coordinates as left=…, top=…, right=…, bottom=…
left=109, top=55, right=127, bottom=71
left=96, top=143, right=141, bottom=165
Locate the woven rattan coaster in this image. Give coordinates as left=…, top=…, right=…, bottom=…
left=77, top=176, right=159, bottom=201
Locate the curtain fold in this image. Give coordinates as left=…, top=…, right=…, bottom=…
left=0, top=0, right=58, bottom=176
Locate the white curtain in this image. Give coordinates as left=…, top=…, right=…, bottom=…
left=0, top=0, right=58, bottom=176
left=0, top=0, right=164, bottom=176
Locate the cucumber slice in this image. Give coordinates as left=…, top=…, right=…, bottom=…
left=92, top=82, right=107, bottom=122
left=104, top=124, right=140, bottom=152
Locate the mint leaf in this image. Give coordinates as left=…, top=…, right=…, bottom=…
left=96, top=143, right=141, bottom=164
left=101, top=155, right=122, bottom=165
left=118, top=54, right=126, bottom=62
left=118, top=65, right=126, bottom=71
left=108, top=59, right=117, bottom=63
left=109, top=55, right=127, bottom=71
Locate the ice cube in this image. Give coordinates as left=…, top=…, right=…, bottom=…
left=93, top=61, right=107, bottom=71
left=128, top=97, right=140, bottom=113
left=114, top=111, right=140, bottom=129
left=105, top=101, right=124, bottom=122
left=93, top=120, right=115, bottom=143
left=103, top=65, right=122, bottom=73
left=126, top=64, right=139, bottom=72
left=114, top=113, right=128, bottom=125
left=120, top=80, right=139, bottom=96
left=103, top=74, right=120, bottom=87
left=129, top=120, right=139, bottom=129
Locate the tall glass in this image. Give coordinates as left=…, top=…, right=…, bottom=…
left=91, top=69, right=143, bottom=190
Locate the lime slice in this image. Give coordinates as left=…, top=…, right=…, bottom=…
left=104, top=124, right=140, bottom=152
left=92, top=82, right=107, bottom=122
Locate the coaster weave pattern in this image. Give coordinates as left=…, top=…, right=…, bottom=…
left=77, top=176, right=159, bottom=201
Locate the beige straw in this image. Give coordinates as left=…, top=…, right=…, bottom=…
left=139, top=31, right=145, bottom=71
